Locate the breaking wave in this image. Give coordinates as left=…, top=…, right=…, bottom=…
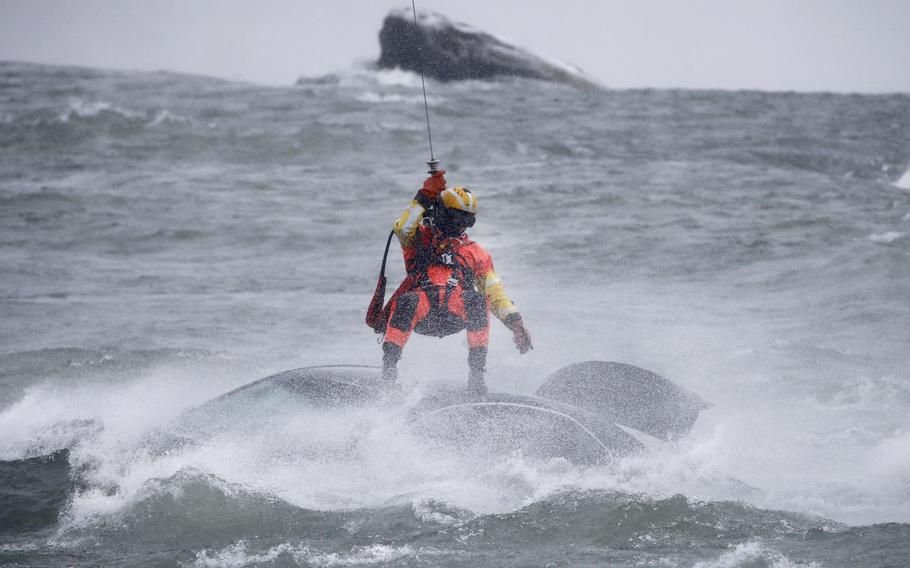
left=55, top=98, right=144, bottom=123
left=0, top=97, right=193, bottom=134
left=896, top=163, right=910, bottom=190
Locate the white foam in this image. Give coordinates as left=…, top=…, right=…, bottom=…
left=5, top=309, right=909, bottom=530
left=56, top=98, right=144, bottom=123
left=486, top=31, right=593, bottom=82
left=193, top=541, right=293, bottom=567
left=411, top=499, right=463, bottom=525
left=333, top=67, right=424, bottom=90
left=388, top=7, right=482, bottom=35
left=0, top=369, right=212, bottom=460
left=146, top=109, right=192, bottom=127
left=869, top=231, right=906, bottom=244
left=192, top=540, right=437, bottom=568
left=355, top=92, right=440, bottom=106
left=305, top=544, right=421, bottom=567
left=0, top=359, right=257, bottom=526
left=895, top=165, right=910, bottom=190
left=693, top=541, right=820, bottom=568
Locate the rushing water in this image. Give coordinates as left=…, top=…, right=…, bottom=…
left=1, top=60, right=910, bottom=566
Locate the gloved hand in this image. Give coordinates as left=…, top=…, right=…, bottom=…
left=417, top=169, right=447, bottom=201
left=505, top=314, right=533, bottom=354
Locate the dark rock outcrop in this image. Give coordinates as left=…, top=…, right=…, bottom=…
left=377, top=8, right=597, bottom=87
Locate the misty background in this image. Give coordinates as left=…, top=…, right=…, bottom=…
left=2, top=0, right=909, bottom=93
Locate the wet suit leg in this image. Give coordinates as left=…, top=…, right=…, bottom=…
left=462, top=290, right=490, bottom=349
left=459, top=290, right=490, bottom=396
left=382, top=288, right=489, bottom=395
left=382, top=291, right=431, bottom=382
left=384, top=291, right=432, bottom=348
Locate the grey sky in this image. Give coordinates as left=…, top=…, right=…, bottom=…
left=1, top=0, right=909, bottom=93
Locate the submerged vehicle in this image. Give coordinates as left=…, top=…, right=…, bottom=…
left=170, top=361, right=711, bottom=464
left=2, top=362, right=710, bottom=533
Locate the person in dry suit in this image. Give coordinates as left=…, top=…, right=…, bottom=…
left=381, top=170, right=532, bottom=395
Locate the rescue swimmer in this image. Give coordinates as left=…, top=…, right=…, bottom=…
left=381, top=169, right=532, bottom=396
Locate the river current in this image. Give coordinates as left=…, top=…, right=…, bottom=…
left=1, top=61, right=910, bottom=566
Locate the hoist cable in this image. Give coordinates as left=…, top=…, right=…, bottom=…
left=411, top=0, right=436, bottom=165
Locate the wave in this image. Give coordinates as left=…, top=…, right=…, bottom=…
left=713, top=144, right=905, bottom=183
left=5, top=443, right=910, bottom=565
left=58, top=98, right=192, bottom=127
left=896, top=163, right=910, bottom=190
left=355, top=92, right=442, bottom=106
left=297, top=66, right=425, bottom=90
left=0, top=450, right=71, bottom=535
left=0, top=97, right=194, bottom=136
left=192, top=541, right=433, bottom=568
left=55, top=98, right=144, bottom=123
left=3, top=356, right=908, bottom=535
left=56, top=470, right=470, bottom=549
left=0, top=189, right=78, bottom=208
left=146, top=109, right=193, bottom=127
left=296, top=64, right=505, bottom=94
left=692, top=541, right=817, bottom=568
left=0, top=346, right=221, bottom=457
left=61, top=468, right=822, bottom=541
left=194, top=539, right=817, bottom=568
left=48, top=471, right=905, bottom=567
left=869, top=231, right=907, bottom=244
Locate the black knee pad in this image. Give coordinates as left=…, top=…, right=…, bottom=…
left=389, top=292, right=419, bottom=331
left=463, top=290, right=488, bottom=331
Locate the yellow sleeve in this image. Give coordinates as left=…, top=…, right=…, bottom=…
left=392, top=199, right=426, bottom=247
left=477, top=269, right=520, bottom=322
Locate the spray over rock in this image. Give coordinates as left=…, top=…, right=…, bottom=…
left=377, top=7, right=599, bottom=87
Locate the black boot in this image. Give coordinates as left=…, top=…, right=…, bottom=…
left=382, top=342, right=402, bottom=386
left=466, top=346, right=488, bottom=398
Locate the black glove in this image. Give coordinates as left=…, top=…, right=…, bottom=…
left=505, top=313, right=533, bottom=354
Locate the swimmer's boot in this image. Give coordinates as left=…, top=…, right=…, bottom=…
left=466, top=346, right=488, bottom=398
left=381, top=342, right=401, bottom=387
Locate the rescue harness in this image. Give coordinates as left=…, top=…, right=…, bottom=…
left=365, top=218, right=477, bottom=336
